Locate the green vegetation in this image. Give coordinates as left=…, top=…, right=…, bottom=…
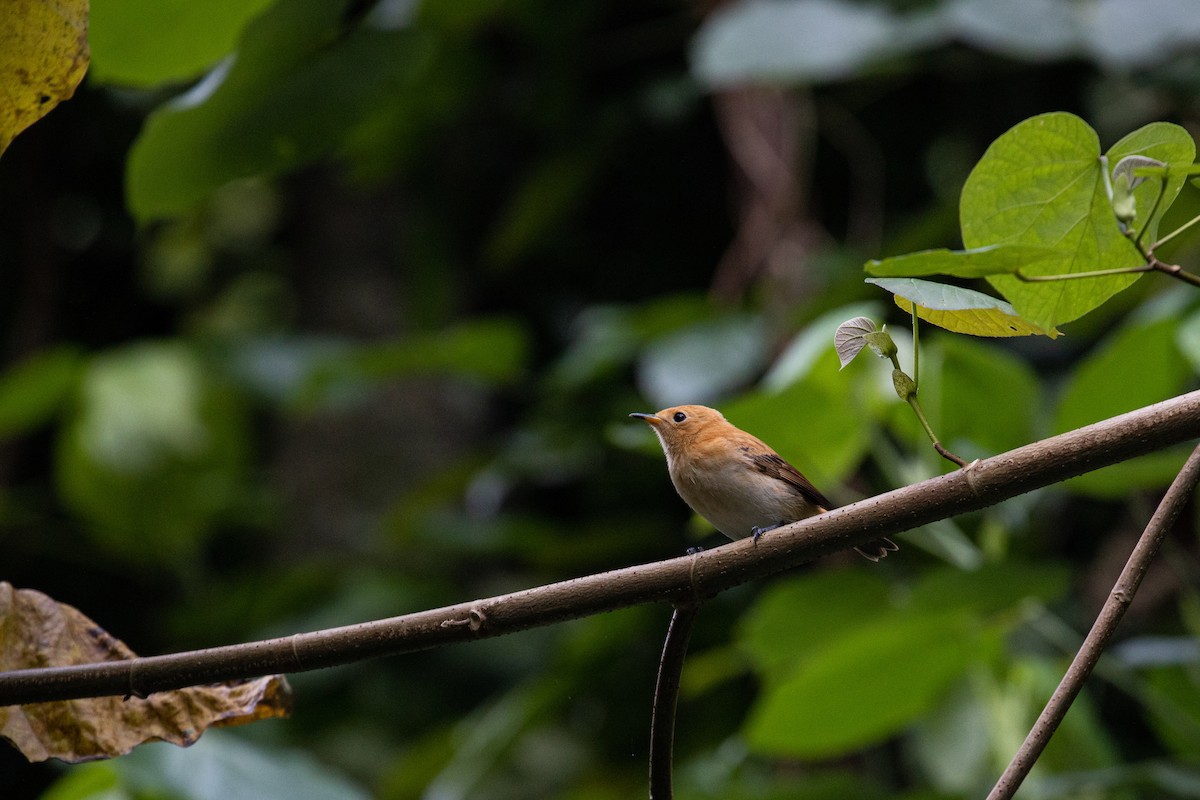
left=4, top=0, right=1200, bottom=798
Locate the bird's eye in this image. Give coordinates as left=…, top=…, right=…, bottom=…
left=673, top=411, right=687, bottom=423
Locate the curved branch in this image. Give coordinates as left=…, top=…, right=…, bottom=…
left=649, top=603, right=701, bottom=800
left=986, top=440, right=1200, bottom=800
left=3, top=390, right=1200, bottom=707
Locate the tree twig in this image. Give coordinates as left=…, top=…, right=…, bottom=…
left=649, top=602, right=702, bottom=800
left=1150, top=257, right=1200, bottom=288
left=3, top=390, right=1200, bottom=707
left=986, top=440, right=1200, bottom=800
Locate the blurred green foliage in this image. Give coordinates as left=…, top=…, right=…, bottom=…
left=4, top=0, right=1200, bottom=798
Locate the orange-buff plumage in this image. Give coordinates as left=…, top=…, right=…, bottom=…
left=631, top=404, right=897, bottom=561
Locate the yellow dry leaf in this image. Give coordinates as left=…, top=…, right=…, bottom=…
left=0, top=0, right=90, bottom=156
left=0, top=582, right=291, bottom=763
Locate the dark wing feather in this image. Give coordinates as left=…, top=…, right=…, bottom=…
left=744, top=450, right=897, bottom=556
left=748, top=452, right=834, bottom=510
left=749, top=451, right=899, bottom=561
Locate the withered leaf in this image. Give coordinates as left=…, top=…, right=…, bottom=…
left=0, top=0, right=90, bottom=156
left=0, top=582, right=291, bottom=763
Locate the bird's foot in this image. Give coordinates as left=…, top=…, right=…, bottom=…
left=685, top=545, right=705, bottom=555
left=750, top=521, right=785, bottom=544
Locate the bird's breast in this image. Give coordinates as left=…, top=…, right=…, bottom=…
left=667, top=451, right=819, bottom=539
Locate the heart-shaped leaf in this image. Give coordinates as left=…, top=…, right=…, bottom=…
left=962, top=112, right=1142, bottom=330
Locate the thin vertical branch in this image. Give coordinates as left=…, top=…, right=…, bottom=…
left=649, top=602, right=702, bottom=800
left=987, top=441, right=1200, bottom=800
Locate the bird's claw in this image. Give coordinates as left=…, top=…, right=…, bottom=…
left=750, top=521, right=783, bottom=543
left=685, top=545, right=705, bottom=555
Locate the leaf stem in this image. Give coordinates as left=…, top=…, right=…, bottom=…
left=1099, top=155, right=1113, bottom=204
left=1134, top=171, right=1168, bottom=248
left=1154, top=210, right=1200, bottom=251
left=1014, top=258, right=1200, bottom=287
left=1015, top=264, right=1155, bottom=282
left=912, top=312, right=920, bottom=388
left=905, top=393, right=968, bottom=468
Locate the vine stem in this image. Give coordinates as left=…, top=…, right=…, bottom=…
left=648, top=603, right=701, bottom=800
left=986, top=441, right=1200, bottom=800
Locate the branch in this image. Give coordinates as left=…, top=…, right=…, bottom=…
left=986, top=440, right=1200, bottom=800
left=648, top=603, right=701, bottom=800
left=3, top=390, right=1200, bottom=707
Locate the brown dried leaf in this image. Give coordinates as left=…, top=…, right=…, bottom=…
left=0, top=0, right=90, bottom=156
left=0, top=582, right=291, bottom=763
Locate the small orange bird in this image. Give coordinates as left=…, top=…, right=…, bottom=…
left=631, top=404, right=897, bottom=561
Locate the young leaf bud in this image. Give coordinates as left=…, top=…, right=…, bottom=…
left=892, top=368, right=917, bottom=401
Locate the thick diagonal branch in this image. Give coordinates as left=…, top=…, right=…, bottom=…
left=3, top=390, right=1200, bottom=707
left=986, top=440, right=1200, bottom=800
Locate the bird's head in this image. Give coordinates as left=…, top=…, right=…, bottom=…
left=629, top=404, right=726, bottom=457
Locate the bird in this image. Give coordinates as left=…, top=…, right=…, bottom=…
left=630, top=404, right=897, bottom=561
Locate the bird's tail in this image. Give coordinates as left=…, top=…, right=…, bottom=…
left=854, top=537, right=899, bottom=561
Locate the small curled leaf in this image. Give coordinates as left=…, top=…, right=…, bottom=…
left=1112, top=154, right=1165, bottom=191
left=833, top=316, right=877, bottom=368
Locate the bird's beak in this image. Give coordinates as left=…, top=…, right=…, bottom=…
left=629, top=412, right=661, bottom=426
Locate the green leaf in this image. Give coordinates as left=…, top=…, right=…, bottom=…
left=866, top=277, right=1058, bottom=337
left=302, top=319, right=530, bottom=407
left=116, top=730, right=370, bottom=800
left=742, top=563, right=1067, bottom=759
left=1054, top=316, right=1191, bottom=496
left=691, top=0, right=934, bottom=87
left=1106, top=122, right=1197, bottom=244
left=937, top=336, right=1041, bottom=454
left=89, top=0, right=276, bottom=87
left=909, top=562, right=1069, bottom=615
left=56, top=342, right=249, bottom=563
left=739, top=569, right=892, bottom=682
left=1145, top=666, right=1200, bottom=760
left=38, top=762, right=121, bottom=800
left=865, top=244, right=1062, bottom=279
left=0, top=346, right=81, bottom=437
left=126, top=0, right=428, bottom=220
left=544, top=296, right=714, bottom=393
left=962, top=112, right=1143, bottom=330
left=637, top=314, right=769, bottom=408
left=745, top=610, right=985, bottom=758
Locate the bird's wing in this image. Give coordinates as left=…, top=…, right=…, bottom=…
left=748, top=452, right=835, bottom=511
